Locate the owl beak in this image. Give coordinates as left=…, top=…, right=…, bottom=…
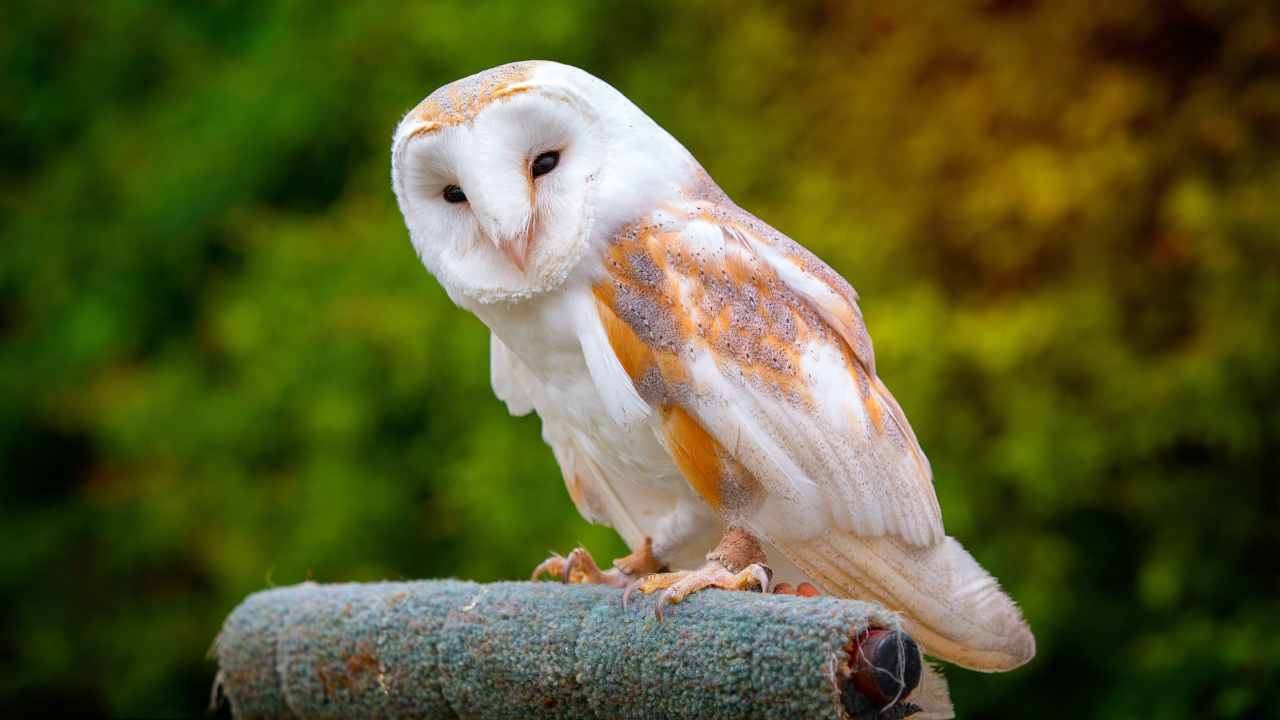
left=479, top=213, right=534, bottom=273
left=498, top=231, right=531, bottom=273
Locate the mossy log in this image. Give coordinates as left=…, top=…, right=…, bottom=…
left=213, top=579, right=932, bottom=720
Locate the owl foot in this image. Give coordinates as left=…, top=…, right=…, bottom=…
left=531, top=537, right=664, bottom=588
left=772, top=581, right=821, bottom=597
left=622, top=526, right=773, bottom=620
left=623, top=561, right=771, bottom=621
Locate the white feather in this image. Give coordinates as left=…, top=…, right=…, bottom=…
left=489, top=333, right=535, bottom=417
left=574, top=294, right=652, bottom=428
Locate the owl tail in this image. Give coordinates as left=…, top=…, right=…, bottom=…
left=774, top=531, right=1035, bottom=673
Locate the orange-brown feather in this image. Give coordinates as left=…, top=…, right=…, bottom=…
left=864, top=388, right=885, bottom=434
left=663, top=406, right=724, bottom=510
left=595, top=210, right=865, bottom=514
left=592, top=283, right=654, bottom=381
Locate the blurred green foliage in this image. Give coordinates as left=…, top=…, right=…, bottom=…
left=2, top=1, right=1277, bottom=717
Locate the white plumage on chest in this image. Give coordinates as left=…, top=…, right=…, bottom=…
left=475, top=273, right=721, bottom=570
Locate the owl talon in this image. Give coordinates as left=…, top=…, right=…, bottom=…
left=622, top=578, right=644, bottom=609
left=533, top=539, right=663, bottom=590
left=562, top=547, right=588, bottom=583
left=626, top=561, right=772, bottom=620
left=530, top=553, right=567, bottom=581
left=656, top=588, right=674, bottom=622
left=748, top=564, right=772, bottom=593
left=532, top=546, right=615, bottom=585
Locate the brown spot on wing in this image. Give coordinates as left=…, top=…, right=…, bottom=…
left=593, top=283, right=654, bottom=381
left=846, top=356, right=885, bottom=434
left=663, top=406, right=765, bottom=516
left=655, top=353, right=689, bottom=385
left=864, top=387, right=885, bottom=434
left=664, top=406, right=724, bottom=510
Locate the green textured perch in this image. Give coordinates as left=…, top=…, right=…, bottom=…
left=213, top=580, right=928, bottom=720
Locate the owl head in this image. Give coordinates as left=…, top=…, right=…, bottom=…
left=392, top=61, right=694, bottom=305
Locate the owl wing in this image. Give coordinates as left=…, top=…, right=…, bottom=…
left=579, top=203, right=1034, bottom=672
left=580, top=203, right=943, bottom=547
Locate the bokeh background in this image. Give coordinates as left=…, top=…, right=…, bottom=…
left=3, top=1, right=1278, bottom=717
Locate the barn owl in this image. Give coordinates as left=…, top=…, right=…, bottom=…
left=391, top=62, right=1035, bottom=684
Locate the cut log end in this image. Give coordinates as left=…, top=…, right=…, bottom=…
left=842, top=628, right=924, bottom=719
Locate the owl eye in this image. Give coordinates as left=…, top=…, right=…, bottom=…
left=443, top=184, right=467, bottom=203
left=531, top=151, right=559, bottom=178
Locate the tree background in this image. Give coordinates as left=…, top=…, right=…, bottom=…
left=2, top=1, right=1277, bottom=718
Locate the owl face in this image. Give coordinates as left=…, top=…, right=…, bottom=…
left=393, top=62, right=693, bottom=305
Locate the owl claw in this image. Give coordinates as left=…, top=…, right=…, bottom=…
left=562, top=547, right=585, bottom=583
left=530, top=553, right=566, bottom=581
left=748, top=564, right=772, bottom=593
left=624, top=561, right=772, bottom=620
left=622, top=578, right=645, bottom=610
left=532, top=546, right=617, bottom=585
left=655, top=588, right=674, bottom=623
left=533, top=541, right=662, bottom=590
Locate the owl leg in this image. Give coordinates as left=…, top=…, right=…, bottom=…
left=623, top=527, right=772, bottom=621
left=531, top=537, right=665, bottom=588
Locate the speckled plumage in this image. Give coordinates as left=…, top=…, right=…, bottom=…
left=391, top=61, right=1034, bottom=675
left=407, top=62, right=537, bottom=137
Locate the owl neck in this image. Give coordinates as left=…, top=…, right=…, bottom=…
left=587, top=112, right=699, bottom=249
